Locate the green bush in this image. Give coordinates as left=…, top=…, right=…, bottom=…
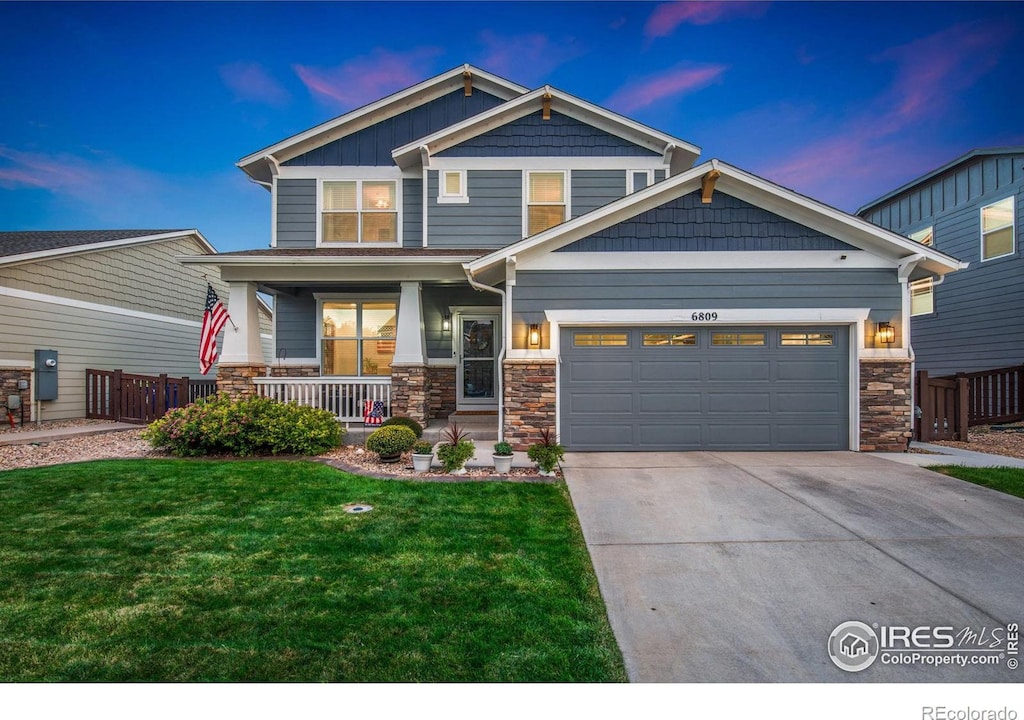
left=143, top=394, right=344, bottom=457
left=493, top=441, right=513, bottom=456
left=436, top=440, right=475, bottom=472
left=366, top=425, right=417, bottom=459
left=412, top=440, right=434, bottom=455
left=381, top=416, right=424, bottom=438
left=527, top=427, right=565, bottom=473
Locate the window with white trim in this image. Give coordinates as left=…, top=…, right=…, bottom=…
left=437, top=170, right=468, bottom=203
left=981, top=196, right=1015, bottom=261
left=526, top=171, right=567, bottom=235
left=321, top=301, right=397, bottom=376
left=907, top=226, right=935, bottom=316
left=321, top=180, right=398, bottom=244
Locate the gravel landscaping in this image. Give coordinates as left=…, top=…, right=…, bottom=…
left=929, top=424, right=1024, bottom=460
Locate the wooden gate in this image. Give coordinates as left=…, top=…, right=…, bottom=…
left=915, top=371, right=968, bottom=442
left=85, top=369, right=216, bottom=424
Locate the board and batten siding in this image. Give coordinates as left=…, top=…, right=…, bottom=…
left=861, top=153, right=1024, bottom=374
left=512, top=268, right=901, bottom=328
left=560, top=191, right=856, bottom=252
left=283, top=89, right=507, bottom=167
left=427, top=170, right=522, bottom=248
left=274, top=293, right=318, bottom=360
left=435, top=111, right=661, bottom=158
left=0, top=292, right=217, bottom=421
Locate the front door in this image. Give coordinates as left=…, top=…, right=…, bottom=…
left=457, top=314, right=501, bottom=409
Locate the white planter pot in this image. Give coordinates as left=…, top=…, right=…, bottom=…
left=538, top=468, right=557, bottom=477
left=450, top=466, right=467, bottom=476
left=492, top=454, right=513, bottom=473
left=412, top=453, right=433, bottom=472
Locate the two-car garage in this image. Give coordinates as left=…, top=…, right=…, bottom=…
left=558, top=326, right=851, bottom=451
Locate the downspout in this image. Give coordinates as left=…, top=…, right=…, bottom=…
left=463, top=263, right=507, bottom=442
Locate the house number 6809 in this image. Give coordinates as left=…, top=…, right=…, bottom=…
left=691, top=312, right=719, bottom=321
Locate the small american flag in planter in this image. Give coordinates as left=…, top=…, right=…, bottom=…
left=363, top=399, right=386, bottom=426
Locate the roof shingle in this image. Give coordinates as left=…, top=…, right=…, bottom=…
left=0, top=230, right=190, bottom=258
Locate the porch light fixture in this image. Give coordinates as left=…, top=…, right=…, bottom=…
left=876, top=321, right=895, bottom=345
left=442, top=312, right=451, bottom=332
left=528, top=323, right=541, bottom=347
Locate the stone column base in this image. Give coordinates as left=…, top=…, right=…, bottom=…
left=216, top=364, right=266, bottom=399
left=269, top=364, right=320, bottom=378
left=390, top=364, right=429, bottom=424
left=859, top=358, right=912, bottom=452
left=503, top=359, right=557, bottom=451
left=427, top=365, right=457, bottom=419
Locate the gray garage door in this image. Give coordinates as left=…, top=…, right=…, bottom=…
left=559, top=326, right=850, bottom=451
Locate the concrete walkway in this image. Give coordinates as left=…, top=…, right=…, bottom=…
left=876, top=442, right=1024, bottom=468
left=564, top=451, right=1024, bottom=682
left=0, top=422, right=138, bottom=446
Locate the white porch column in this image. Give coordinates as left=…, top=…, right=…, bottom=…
left=392, top=281, right=426, bottom=365
left=219, top=281, right=265, bottom=365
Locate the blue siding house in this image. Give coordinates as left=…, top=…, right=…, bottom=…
left=858, top=148, right=1023, bottom=375
left=185, top=65, right=961, bottom=452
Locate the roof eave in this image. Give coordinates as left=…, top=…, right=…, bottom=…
left=0, top=230, right=214, bottom=268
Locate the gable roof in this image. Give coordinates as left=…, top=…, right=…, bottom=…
left=237, top=65, right=529, bottom=184
left=467, top=159, right=965, bottom=280
left=391, top=85, right=700, bottom=173
left=857, top=146, right=1024, bottom=214
left=0, top=229, right=215, bottom=267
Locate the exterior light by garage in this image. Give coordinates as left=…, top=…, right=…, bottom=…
left=528, top=323, right=541, bottom=347
left=876, top=321, right=895, bottom=345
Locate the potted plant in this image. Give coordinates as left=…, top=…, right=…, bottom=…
left=435, top=423, right=476, bottom=475
left=492, top=441, right=514, bottom=474
left=527, top=428, right=564, bottom=476
left=365, top=425, right=417, bottom=463
left=411, top=440, right=434, bottom=472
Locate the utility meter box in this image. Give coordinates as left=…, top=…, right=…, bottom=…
left=34, top=349, right=59, bottom=401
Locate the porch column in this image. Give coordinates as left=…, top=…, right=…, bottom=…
left=390, top=281, right=429, bottom=423
left=216, top=281, right=266, bottom=397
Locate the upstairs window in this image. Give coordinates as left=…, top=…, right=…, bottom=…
left=526, top=171, right=566, bottom=235
left=321, top=180, right=398, bottom=244
left=437, top=170, right=468, bottom=203
left=909, top=226, right=933, bottom=247
left=908, top=227, right=934, bottom=316
left=981, top=197, right=1015, bottom=260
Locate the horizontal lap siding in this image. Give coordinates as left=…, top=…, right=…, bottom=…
left=571, top=170, right=628, bottom=216
left=0, top=294, right=213, bottom=420
left=427, top=170, right=522, bottom=248
left=403, top=178, right=422, bottom=248
left=862, top=153, right=1024, bottom=374
left=274, top=293, right=317, bottom=360
left=513, top=269, right=900, bottom=322
left=558, top=191, right=856, bottom=252
left=276, top=179, right=317, bottom=248
left=422, top=285, right=500, bottom=359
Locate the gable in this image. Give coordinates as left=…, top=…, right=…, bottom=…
left=283, top=89, right=507, bottom=167
left=435, top=111, right=660, bottom=159
left=558, top=191, right=856, bottom=252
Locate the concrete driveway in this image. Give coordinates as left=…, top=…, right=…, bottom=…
left=563, top=452, right=1024, bottom=682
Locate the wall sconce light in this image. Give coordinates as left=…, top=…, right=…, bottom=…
left=876, top=321, right=895, bottom=345
left=442, top=312, right=451, bottom=332
left=528, top=323, right=541, bottom=348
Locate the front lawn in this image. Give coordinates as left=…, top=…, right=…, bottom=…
left=927, top=465, right=1024, bottom=500
left=0, top=459, right=625, bottom=682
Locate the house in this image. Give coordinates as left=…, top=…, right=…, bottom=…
left=858, top=147, right=1023, bottom=375
left=184, top=64, right=962, bottom=452
left=0, top=229, right=273, bottom=422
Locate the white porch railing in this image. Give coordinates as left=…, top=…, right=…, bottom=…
left=253, top=376, right=391, bottom=422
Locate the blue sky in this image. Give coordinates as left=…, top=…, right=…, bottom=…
left=1, top=1, right=1022, bottom=252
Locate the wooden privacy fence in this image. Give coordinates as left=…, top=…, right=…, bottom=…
left=916, top=364, right=1024, bottom=442
left=86, top=369, right=217, bottom=424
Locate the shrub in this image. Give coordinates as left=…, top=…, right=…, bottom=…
left=366, top=425, right=417, bottom=459
left=527, top=427, right=565, bottom=473
left=143, top=394, right=344, bottom=457
left=381, top=416, right=424, bottom=438
left=412, top=440, right=434, bottom=455
left=436, top=423, right=475, bottom=472
left=493, top=441, right=513, bottom=456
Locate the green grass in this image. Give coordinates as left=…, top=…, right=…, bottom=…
left=0, top=459, right=626, bottom=682
left=928, top=465, right=1024, bottom=499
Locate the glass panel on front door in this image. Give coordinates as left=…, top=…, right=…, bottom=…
left=462, top=319, right=495, bottom=401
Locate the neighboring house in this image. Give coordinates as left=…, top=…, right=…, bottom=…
left=0, top=230, right=273, bottom=422
left=858, top=147, right=1023, bottom=375
left=185, top=64, right=961, bottom=452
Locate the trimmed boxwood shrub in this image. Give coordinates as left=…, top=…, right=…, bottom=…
left=142, top=394, right=344, bottom=457
left=366, top=425, right=417, bottom=459
left=381, top=416, right=424, bottom=438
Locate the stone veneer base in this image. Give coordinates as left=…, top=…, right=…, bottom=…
left=390, top=364, right=429, bottom=425
left=427, top=365, right=456, bottom=419
left=216, top=364, right=267, bottom=398
left=503, top=359, right=557, bottom=451
left=0, top=367, right=33, bottom=426
left=859, top=358, right=912, bottom=452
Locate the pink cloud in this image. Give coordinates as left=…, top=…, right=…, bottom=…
left=645, top=1, right=768, bottom=38
left=0, top=146, right=102, bottom=193
left=219, top=62, right=290, bottom=106
left=475, top=30, right=584, bottom=85
left=293, top=48, right=443, bottom=109
left=605, top=65, right=727, bottom=113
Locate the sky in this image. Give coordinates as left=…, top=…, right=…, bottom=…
left=1, top=0, right=1022, bottom=253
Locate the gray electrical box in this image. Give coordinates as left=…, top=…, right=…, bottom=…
left=34, top=349, right=58, bottom=401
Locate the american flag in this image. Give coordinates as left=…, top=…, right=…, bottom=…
left=363, top=399, right=385, bottom=425
left=199, top=284, right=230, bottom=375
